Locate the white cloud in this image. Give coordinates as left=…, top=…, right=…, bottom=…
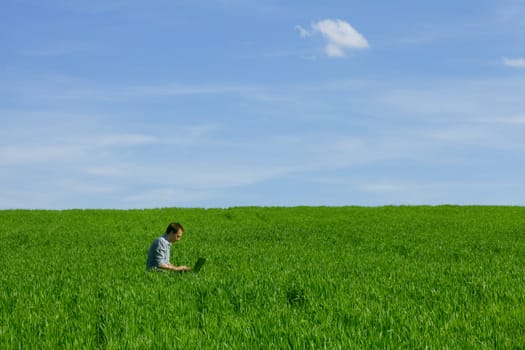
left=309, top=19, right=369, bottom=57
left=503, top=57, right=525, bottom=68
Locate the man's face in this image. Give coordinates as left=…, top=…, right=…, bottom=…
left=168, top=229, right=183, bottom=242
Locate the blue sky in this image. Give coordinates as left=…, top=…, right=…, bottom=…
left=1, top=0, right=525, bottom=209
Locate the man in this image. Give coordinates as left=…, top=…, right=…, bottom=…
left=146, top=222, right=191, bottom=272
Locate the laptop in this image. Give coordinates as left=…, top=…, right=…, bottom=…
left=192, top=257, right=206, bottom=274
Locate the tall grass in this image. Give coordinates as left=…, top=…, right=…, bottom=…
left=1, top=206, right=524, bottom=348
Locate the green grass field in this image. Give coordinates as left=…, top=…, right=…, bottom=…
left=1, top=206, right=524, bottom=349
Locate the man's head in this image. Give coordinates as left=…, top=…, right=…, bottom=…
left=165, top=222, right=184, bottom=242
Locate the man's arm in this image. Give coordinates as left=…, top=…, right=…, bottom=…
left=158, top=263, right=191, bottom=272
left=148, top=237, right=191, bottom=272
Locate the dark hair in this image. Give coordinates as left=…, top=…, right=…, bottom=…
left=166, top=222, right=184, bottom=234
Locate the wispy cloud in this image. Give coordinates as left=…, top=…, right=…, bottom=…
left=0, top=122, right=221, bottom=166
left=496, top=2, right=525, bottom=26
left=355, top=180, right=517, bottom=205
left=0, top=145, right=84, bottom=164
left=123, top=187, right=216, bottom=207
left=95, top=134, right=158, bottom=147
left=20, top=43, right=98, bottom=57
left=2, top=73, right=525, bottom=208
left=297, top=19, right=369, bottom=58
left=503, top=57, right=525, bottom=68
left=378, top=78, right=525, bottom=121
left=0, top=77, right=263, bottom=104
left=483, top=115, right=525, bottom=125
left=0, top=129, right=160, bottom=165
left=295, top=25, right=312, bottom=38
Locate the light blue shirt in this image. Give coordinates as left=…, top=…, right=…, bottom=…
left=146, top=235, right=171, bottom=270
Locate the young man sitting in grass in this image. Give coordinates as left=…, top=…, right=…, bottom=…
left=146, top=222, right=191, bottom=272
